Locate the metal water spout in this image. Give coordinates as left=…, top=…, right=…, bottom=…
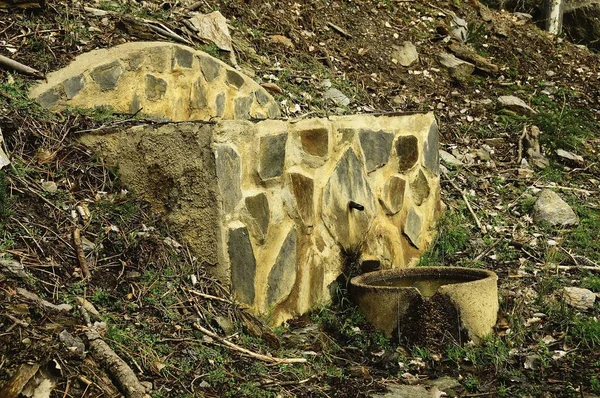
left=348, top=201, right=364, bottom=211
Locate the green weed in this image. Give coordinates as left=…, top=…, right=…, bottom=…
left=418, top=208, right=470, bottom=266
left=463, top=374, right=479, bottom=392
left=582, top=276, right=600, bottom=292
left=0, top=171, right=12, bottom=232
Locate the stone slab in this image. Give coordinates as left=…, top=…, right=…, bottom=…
left=267, top=228, right=298, bottom=307
left=259, top=133, right=288, bottom=180
left=228, top=224, right=256, bottom=305
left=359, top=129, right=394, bottom=172
left=215, top=145, right=242, bottom=214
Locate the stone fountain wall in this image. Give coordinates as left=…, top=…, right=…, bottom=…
left=80, top=114, right=441, bottom=324
left=31, top=42, right=442, bottom=324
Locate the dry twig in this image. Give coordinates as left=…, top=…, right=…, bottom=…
left=192, top=322, right=306, bottom=364
left=0, top=54, right=44, bottom=79
left=442, top=171, right=482, bottom=230
left=73, top=228, right=91, bottom=279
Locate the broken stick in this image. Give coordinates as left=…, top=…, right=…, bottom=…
left=73, top=228, right=92, bottom=279
left=0, top=54, right=44, bottom=79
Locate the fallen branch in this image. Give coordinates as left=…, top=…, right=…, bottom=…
left=187, top=288, right=234, bottom=304
left=192, top=322, right=306, bottom=364
left=442, top=171, right=482, bottom=230
left=0, top=54, right=44, bottom=79
left=553, top=265, right=600, bottom=273
left=73, top=228, right=92, bottom=279
left=327, top=22, right=353, bottom=38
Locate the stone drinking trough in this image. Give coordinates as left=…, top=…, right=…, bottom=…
left=31, top=42, right=444, bottom=325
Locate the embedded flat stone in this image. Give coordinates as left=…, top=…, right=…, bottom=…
left=322, top=148, right=376, bottom=250
left=267, top=228, right=298, bottom=306
left=90, top=61, right=122, bottom=91
left=267, top=102, right=281, bottom=118
left=215, top=93, right=225, bottom=117
left=145, top=74, right=168, bottom=101
left=228, top=224, right=256, bottom=305
left=380, top=175, right=406, bottom=215
left=234, top=96, right=253, bottom=119
left=200, top=56, right=222, bottom=82
left=410, top=169, right=430, bottom=206
left=37, top=88, right=62, bottom=109
left=245, top=193, right=270, bottom=238
left=424, top=121, right=440, bottom=174
left=215, top=145, right=242, bottom=214
left=259, top=133, right=288, bottom=180
left=173, top=47, right=194, bottom=69
left=129, top=93, right=141, bottom=114
left=404, top=208, right=423, bottom=248
left=396, top=135, right=419, bottom=172
left=255, top=90, right=269, bottom=106
left=299, top=128, right=329, bottom=157
left=289, top=172, right=314, bottom=225
left=226, top=69, right=245, bottom=89
left=359, top=129, right=394, bottom=172
left=191, top=77, right=208, bottom=109
left=63, top=75, right=84, bottom=99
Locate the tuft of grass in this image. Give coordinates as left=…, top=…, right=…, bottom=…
left=0, top=171, right=12, bottom=232
left=418, top=208, right=470, bottom=266
left=582, top=276, right=600, bottom=292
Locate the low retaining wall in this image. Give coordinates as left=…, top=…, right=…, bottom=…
left=80, top=114, right=441, bottom=323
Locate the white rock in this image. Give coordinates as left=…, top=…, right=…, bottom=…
left=439, top=150, right=463, bottom=168
left=41, top=181, right=58, bottom=193
left=0, top=128, right=9, bottom=169
left=498, top=95, right=537, bottom=114
left=323, top=88, right=350, bottom=106
left=391, top=41, right=419, bottom=67
left=533, top=189, right=579, bottom=227
left=555, top=149, right=584, bottom=166
left=562, top=287, right=596, bottom=310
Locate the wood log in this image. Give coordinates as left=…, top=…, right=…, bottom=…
left=448, top=42, right=499, bottom=74
left=438, top=52, right=474, bottom=81
left=0, top=0, right=44, bottom=9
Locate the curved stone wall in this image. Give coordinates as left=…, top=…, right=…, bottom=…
left=29, top=42, right=280, bottom=121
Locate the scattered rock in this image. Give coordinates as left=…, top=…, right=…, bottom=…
left=188, top=11, right=233, bottom=52
left=451, top=15, right=468, bottom=42
left=428, top=376, right=461, bottom=391
left=0, top=257, right=28, bottom=278
left=533, top=189, right=579, bottom=227
left=438, top=53, right=474, bottom=81
left=562, top=287, right=596, bottom=310
left=391, top=41, right=418, bottom=67
left=59, top=330, right=86, bottom=358
left=498, top=95, right=536, bottom=115
left=475, top=148, right=491, bottom=161
left=270, top=35, right=294, bottom=48
left=440, top=150, right=463, bottom=168
left=41, top=181, right=58, bottom=193
left=215, top=315, right=236, bottom=335
left=323, top=88, right=350, bottom=106
left=372, top=384, right=431, bottom=398
left=555, top=149, right=584, bottom=166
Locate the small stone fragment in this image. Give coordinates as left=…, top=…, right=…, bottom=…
left=439, top=53, right=474, bottom=81
left=41, top=181, right=58, bottom=193
left=439, top=150, right=463, bottom=168
left=323, top=88, right=350, bottom=106
left=533, top=189, right=579, bottom=227
left=391, top=41, right=418, bottom=67
left=555, top=149, right=584, bottom=166
left=63, top=75, right=84, bottom=99
left=423, top=122, right=440, bottom=175
left=498, top=95, right=536, bottom=114
left=270, top=35, right=294, bottom=48
left=59, top=330, right=86, bottom=358
left=562, top=287, right=596, bottom=310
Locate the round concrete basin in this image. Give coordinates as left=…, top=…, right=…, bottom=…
left=350, top=267, right=498, bottom=345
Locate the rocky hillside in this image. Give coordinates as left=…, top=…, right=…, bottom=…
left=1, top=0, right=599, bottom=397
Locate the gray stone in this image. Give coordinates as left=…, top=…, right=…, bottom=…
left=226, top=69, right=245, bottom=89
left=228, top=224, right=256, bottom=305
left=404, top=208, right=423, bottom=248
left=289, top=172, right=314, bottom=225
left=215, top=93, right=225, bottom=117
left=255, top=90, right=269, bottom=105
left=562, top=287, right=596, bottom=310
left=424, top=122, right=440, bottom=174
left=267, top=228, right=298, bottom=306
left=428, top=376, right=461, bottom=391
left=259, top=133, right=288, bottom=180
left=245, top=193, right=270, bottom=239
left=173, top=47, right=194, bottom=69
left=59, top=330, right=85, bottom=358
left=440, top=149, right=463, bottom=168
left=122, top=51, right=144, bottom=71
left=299, top=128, right=329, bottom=157
left=396, top=135, right=419, bottom=172
left=359, top=129, right=394, bottom=172
left=498, top=95, right=536, bottom=114
left=200, top=57, right=222, bottom=82
left=37, top=88, right=62, bottom=109
left=63, top=75, right=84, bottom=99
left=555, top=149, right=584, bottom=166
left=391, top=41, right=419, bottom=67
left=90, top=61, right=123, bottom=91
left=234, top=96, right=253, bottom=119
left=215, top=145, right=242, bottom=214
left=324, top=87, right=350, bottom=106
left=372, top=384, right=430, bottom=398
left=145, top=74, right=168, bottom=101
left=322, top=148, right=376, bottom=250
left=191, top=77, right=208, bottom=109
left=411, top=169, right=430, bottom=206
left=130, top=93, right=141, bottom=114
left=380, top=175, right=406, bottom=215
left=267, top=102, right=281, bottom=118
left=533, top=189, right=579, bottom=227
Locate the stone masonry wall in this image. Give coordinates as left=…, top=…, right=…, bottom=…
left=29, top=42, right=280, bottom=122
left=80, top=114, right=441, bottom=324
